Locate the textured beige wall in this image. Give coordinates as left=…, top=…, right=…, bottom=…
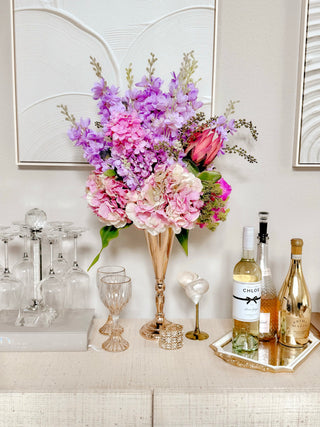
left=0, top=0, right=319, bottom=320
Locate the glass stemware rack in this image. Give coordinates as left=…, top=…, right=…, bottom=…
left=0, top=208, right=94, bottom=351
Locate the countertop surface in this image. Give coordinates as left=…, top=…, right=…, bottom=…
left=0, top=314, right=319, bottom=393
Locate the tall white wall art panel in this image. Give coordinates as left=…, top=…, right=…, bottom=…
left=12, top=0, right=216, bottom=166
left=294, top=0, right=320, bottom=168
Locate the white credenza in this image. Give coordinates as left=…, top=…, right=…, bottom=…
left=1, top=316, right=320, bottom=427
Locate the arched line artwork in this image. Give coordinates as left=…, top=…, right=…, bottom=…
left=11, top=0, right=216, bottom=167
left=294, top=0, right=320, bottom=168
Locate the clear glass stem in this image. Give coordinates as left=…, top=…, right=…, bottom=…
left=72, top=235, right=79, bottom=268
left=57, top=235, right=63, bottom=259
left=49, top=241, right=54, bottom=275
left=3, top=239, right=9, bottom=274
left=23, top=235, right=29, bottom=259
left=31, top=231, right=42, bottom=301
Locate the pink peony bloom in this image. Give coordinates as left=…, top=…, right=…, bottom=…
left=126, top=164, right=203, bottom=235
left=86, top=172, right=131, bottom=228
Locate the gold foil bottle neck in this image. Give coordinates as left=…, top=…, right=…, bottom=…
left=291, top=238, right=303, bottom=255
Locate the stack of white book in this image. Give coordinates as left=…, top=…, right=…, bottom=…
left=0, top=309, right=94, bottom=351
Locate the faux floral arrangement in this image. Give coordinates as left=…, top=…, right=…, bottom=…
left=59, top=52, right=258, bottom=268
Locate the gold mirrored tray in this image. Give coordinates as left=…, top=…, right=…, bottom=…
left=210, top=326, right=320, bottom=373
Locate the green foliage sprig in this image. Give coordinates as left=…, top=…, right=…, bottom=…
left=223, top=144, right=257, bottom=163
left=234, top=118, right=258, bottom=141
left=197, top=181, right=229, bottom=231
left=146, top=52, right=158, bottom=81
left=224, top=100, right=239, bottom=118
left=125, top=62, right=134, bottom=89
left=90, top=56, right=103, bottom=79
left=179, top=50, right=200, bottom=89
left=57, top=104, right=76, bottom=126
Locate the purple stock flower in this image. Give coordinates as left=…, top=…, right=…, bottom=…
left=91, top=78, right=106, bottom=100
left=67, top=62, right=207, bottom=187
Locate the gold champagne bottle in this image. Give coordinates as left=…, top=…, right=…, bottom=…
left=232, top=226, right=262, bottom=352
left=278, top=238, right=311, bottom=347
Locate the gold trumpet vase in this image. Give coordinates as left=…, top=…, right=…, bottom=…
left=139, top=228, right=174, bottom=341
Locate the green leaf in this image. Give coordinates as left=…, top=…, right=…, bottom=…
left=103, top=169, right=116, bottom=177
left=175, top=229, right=189, bottom=256
left=184, top=159, right=200, bottom=176
left=87, top=225, right=119, bottom=271
left=197, top=170, right=221, bottom=183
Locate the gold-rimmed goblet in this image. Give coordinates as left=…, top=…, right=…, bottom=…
left=96, top=265, right=125, bottom=335
left=100, top=275, right=132, bottom=352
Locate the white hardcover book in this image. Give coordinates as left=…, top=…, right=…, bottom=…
left=0, top=309, right=94, bottom=352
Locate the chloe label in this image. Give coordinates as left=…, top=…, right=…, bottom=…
left=233, top=280, right=262, bottom=322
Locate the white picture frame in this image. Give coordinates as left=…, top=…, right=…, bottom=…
left=11, top=0, right=217, bottom=167
left=293, top=0, right=320, bottom=168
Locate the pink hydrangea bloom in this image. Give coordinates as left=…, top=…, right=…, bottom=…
left=126, top=164, right=203, bottom=235
left=86, top=172, right=131, bottom=228
left=105, top=111, right=148, bottom=155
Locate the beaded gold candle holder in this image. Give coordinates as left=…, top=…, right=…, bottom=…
left=159, top=323, right=183, bottom=350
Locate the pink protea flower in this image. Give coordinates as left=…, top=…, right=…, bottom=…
left=126, top=164, right=203, bottom=235
left=186, top=128, right=223, bottom=166
left=86, top=172, right=131, bottom=228
left=184, top=115, right=235, bottom=167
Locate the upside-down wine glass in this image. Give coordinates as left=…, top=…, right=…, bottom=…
left=0, top=226, right=8, bottom=275
left=40, top=230, right=66, bottom=320
left=64, top=226, right=90, bottom=308
left=100, top=275, right=132, bottom=352
left=0, top=227, right=23, bottom=323
left=12, top=223, right=34, bottom=310
left=47, top=221, right=72, bottom=277
left=96, top=265, right=126, bottom=335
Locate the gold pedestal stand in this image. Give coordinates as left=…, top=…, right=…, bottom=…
left=140, top=229, right=174, bottom=341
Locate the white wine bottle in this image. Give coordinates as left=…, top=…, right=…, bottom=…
left=256, top=212, right=277, bottom=341
left=232, top=226, right=262, bottom=352
left=278, top=238, right=311, bottom=348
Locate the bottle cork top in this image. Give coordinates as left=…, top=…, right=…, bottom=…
left=243, top=226, right=255, bottom=251
left=258, top=211, right=269, bottom=243
left=291, top=238, right=303, bottom=255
